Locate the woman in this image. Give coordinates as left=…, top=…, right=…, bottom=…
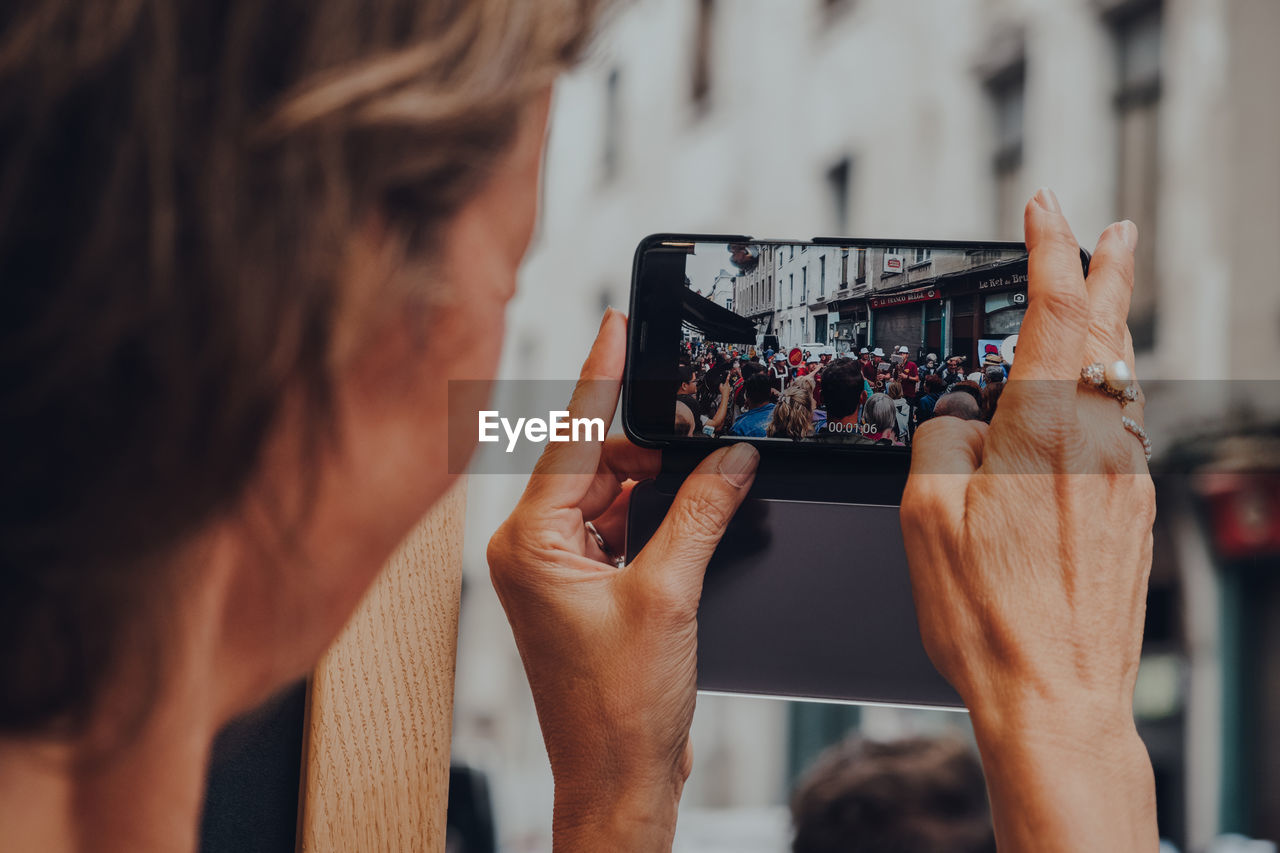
left=886, top=380, right=912, bottom=442
left=766, top=383, right=816, bottom=440
left=860, top=393, right=903, bottom=445
left=0, top=2, right=1155, bottom=851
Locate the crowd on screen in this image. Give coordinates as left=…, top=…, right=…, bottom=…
left=674, top=341, right=1011, bottom=445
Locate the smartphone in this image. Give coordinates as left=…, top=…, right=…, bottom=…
left=623, top=234, right=1087, bottom=454
left=622, top=234, right=1086, bottom=707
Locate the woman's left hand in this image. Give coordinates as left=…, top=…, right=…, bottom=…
left=488, top=309, right=759, bottom=850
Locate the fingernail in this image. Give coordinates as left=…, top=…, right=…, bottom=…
left=718, top=442, right=759, bottom=488
left=1115, top=220, right=1137, bottom=250
left=1034, top=187, right=1061, bottom=214
left=599, top=306, right=614, bottom=331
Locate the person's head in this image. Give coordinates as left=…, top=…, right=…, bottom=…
left=925, top=352, right=938, bottom=366
left=742, top=372, right=775, bottom=409
left=1, top=0, right=604, bottom=741
left=790, top=736, right=995, bottom=853
left=820, top=358, right=864, bottom=422
left=946, top=355, right=964, bottom=372
left=952, top=380, right=984, bottom=408
left=742, top=360, right=767, bottom=379
left=886, top=380, right=903, bottom=401
left=861, top=393, right=897, bottom=437
left=858, top=348, right=870, bottom=362
left=933, top=391, right=983, bottom=421
left=677, top=364, right=697, bottom=394
left=767, top=384, right=815, bottom=440
left=980, top=381, right=1005, bottom=422
left=984, top=366, right=1005, bottom=386
left=674, top=401, right=696, bottom=436
left=923, top=373, right=946, bottom=396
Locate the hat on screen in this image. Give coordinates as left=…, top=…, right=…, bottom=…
left=983, top=351, right=1004, bottom=366
left=872, top=347, right=885, bottom=357
left=859, top=347, right=869, bottom=355
left=926, top=353, right=938, bottom=361
left=897, top=346, right=909, bottom=354
left=984, top=343, right=999, bottom=355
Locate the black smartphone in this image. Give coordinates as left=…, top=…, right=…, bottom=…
left=622, top=234, right=1087, bottom=707
left=623, top=234, right=1087, bottom=456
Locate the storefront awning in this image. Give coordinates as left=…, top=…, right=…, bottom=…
left=680, top=287, right=758, bottom=344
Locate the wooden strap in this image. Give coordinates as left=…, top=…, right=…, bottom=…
left=300, top=481, right=467, bottom=851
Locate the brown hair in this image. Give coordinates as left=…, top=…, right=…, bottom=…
left=0, top=0, right=603, bottom=737
left=791, top=736, right=995, bottom=853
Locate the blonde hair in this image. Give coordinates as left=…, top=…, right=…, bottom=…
left=768, top=384, right=816, bottom=439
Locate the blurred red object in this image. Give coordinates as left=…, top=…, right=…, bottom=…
left=1194, top=472, right=1280, bottom=559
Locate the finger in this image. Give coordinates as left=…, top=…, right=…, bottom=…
left=576, top=436, right=662, bottom=527
left=1082, top=220, right=1138, bottom=363
left=587, top=479, right=637, bottom=559
left=1011, top=189, right=1090, bottom=384
left=631, top=442, right=758, bottom=600
left=902, top=416, right=986, bottom=521
left=523, top=308, right=626, bottom=508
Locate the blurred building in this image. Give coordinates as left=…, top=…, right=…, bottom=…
left=453, top=1, right=1280, bottom=850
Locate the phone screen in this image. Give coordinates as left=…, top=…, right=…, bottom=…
left=625, top=237, right=1038, bottom=449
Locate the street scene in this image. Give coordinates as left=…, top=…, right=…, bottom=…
left=674, top=241, right=1024, bottom=443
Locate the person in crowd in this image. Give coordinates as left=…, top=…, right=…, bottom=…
left=875, top=361, right=893, bottom=394
left=980, top=380, right=1005, bottom=423
left=791, top=375, right=826, bottom=432
left=771, top=351, right=791, bottom=392
left=886, top=381, right=911, bottom=442
left=814, top=358, right=869, bottom=439
left=790, top=736, right=995, bottom=853
left=767, top=383, right=816, bottom=440
left=914, top=373, right=947, bottom=426
left=727, top=372, right=777, bottom=437
left=984, top=365, right=1005, bottom=389
left=858, top=348, right=876, bottom=383
left=860, top=393, right=903, bottom=445
left=966, top=370, right=984, bottom=385
left=676, top=364, right=701, bottom=421
left=940, top=355, right=966, bottom=388
left=896, top=346, right=920, bottom=398
left=933, top=390, right=984, bottom=421
left=921, top=352, right=940, bottom=377
left=674, top=401, right=696, bottom=437
left=981, top=343, right=1008, bottom=379
left=951, top=380, right=984, bottom=409
left=0, top=0, right=1158, bottom=843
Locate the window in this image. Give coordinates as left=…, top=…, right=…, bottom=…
left=789, top=244, right=795, bottom=260
left=789, top=273, right=794, bottom=305
left=986, top=61, right=1025, bottom=240
left=1110, top=1, right=1162, bottom=350
left=819, top=256, right=827, bottom=296
left=691, top=0, right=714, bottom=109
left=856, top=248, right=867, bottom=282
left=801, top=266, right=808, bottom=302
left=913, top=248, right=933, bottom=265
left=602, top=67, right=622, bottom=181
left=826, top=157, right=852, bottom=234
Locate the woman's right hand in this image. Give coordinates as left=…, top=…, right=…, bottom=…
left=902, top=189, right=1158, bottom=852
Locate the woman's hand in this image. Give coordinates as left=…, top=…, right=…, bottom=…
left=488, top=309, right=758, bottom=851
left=902, top=189, right=1157, bottom=852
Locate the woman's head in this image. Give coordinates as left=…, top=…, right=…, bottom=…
left=1, top=0, right=604, bottom=738
left=861, top=394, right=897, bottom=438
left=767, top=384, right=815, bottom=440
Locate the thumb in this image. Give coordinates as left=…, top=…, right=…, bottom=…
left=631, top=442, right=758, bottom=600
